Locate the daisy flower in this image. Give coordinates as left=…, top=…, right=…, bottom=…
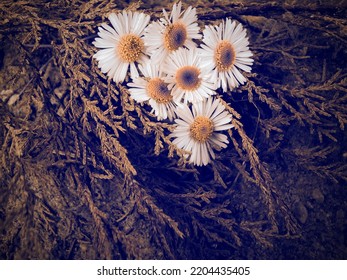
left=199, top=18, right=254, bottom=92
left=93, top=11, right=150, bottom=83
left=144, top=1, right=201, bottom=65
left=162, top=47, right=216, bottom=104
left=170, top=97, right=233, bottom=166
left=128, top=60, right=176, bottom=121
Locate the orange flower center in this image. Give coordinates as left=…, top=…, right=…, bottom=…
left=164, top=22, right=187, bottom=51
left=175, top=66, right=201, bottom=91
left=146, top=78, right=172, bottom=104
left=190, top=116, right=214, bottom=142
left=214, top=40, right=235, bottom=72
left=117, top=34, right=144, bottom=62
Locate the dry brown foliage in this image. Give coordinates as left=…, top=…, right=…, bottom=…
left=0, top=0, right=346, bottom=259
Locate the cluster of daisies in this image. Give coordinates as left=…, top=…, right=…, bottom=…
left=93, top=2, right=253, bottom=166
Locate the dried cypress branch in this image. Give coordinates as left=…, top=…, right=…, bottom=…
left=286, top=146, right=347, bottom=183
left=1, top=0, right=346, bottom=260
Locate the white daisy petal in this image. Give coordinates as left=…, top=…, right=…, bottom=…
left=200, top=18, right=253, bottom=91
left=214, top=124, right=234, bottom=131
left=144, top=1, right=202, bottom=66
left=163, top=48, right=216, bottom=104
left=93, top=11, right=150, bottom=83
left=170, top=97, right=233, bottom=166
left=127, top=62, right=176, bottom=121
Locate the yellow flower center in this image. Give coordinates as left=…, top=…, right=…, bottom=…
left=190, top=116, right=214, bottom=142
left=164, top=22, right=187, bottom=51
left=117, top=34, right=144, bottom=62
left=214, top=40, right=235, bottom=72
left=146, top=78, right=172, bottom=104
left=175, top=66, right=201, bottom=91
